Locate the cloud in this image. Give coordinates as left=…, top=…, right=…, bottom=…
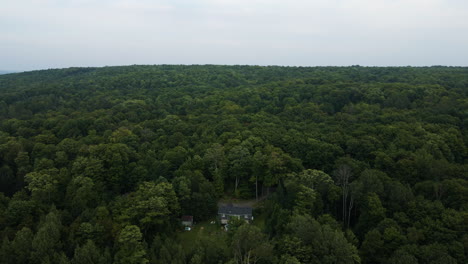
left=1, top=0, right=467, bottom=70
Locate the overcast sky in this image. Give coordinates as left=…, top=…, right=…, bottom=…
left=1, top=0, right=468, bottom=71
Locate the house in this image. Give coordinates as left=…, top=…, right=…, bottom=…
left=218, top=205, right=253, bottom=224
left=181, top=215, right=193, bottom=227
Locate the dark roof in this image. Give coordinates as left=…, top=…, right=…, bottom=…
left=218, top=206, right=252, bottom=215
left=181, top=215, right=193, bottom=222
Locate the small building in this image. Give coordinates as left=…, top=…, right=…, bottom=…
left=181, top=215, right=193, bottom=227
left=218, top=205, right=253, bottom=224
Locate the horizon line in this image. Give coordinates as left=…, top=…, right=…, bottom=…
left=3, top=63, right=468, bottom=73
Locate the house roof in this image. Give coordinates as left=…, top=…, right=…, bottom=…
left=181, top=215, right=193, bottom=222
left=218, top=205, right=252, bottom=216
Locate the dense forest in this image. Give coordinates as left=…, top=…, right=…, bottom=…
left=0, top=65, right=466, bottom=264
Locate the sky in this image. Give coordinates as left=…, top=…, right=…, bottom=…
left=1, top=0, right=468, bottom=71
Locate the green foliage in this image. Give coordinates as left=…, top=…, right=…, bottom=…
left=117, top=181, right=179, bottom=237
left=149, top=236, right=186, bottom=264
left=231, top=224, right=274, bottom=264
left=281, top=214, right=360, bottom=263
left=0, top=65, right=466, bottom=263
left=189, top=236, right=229, bottom=264
left=355, top=193, right=386, bottom=236
left=114, top=225, right=148, bottom=264
left=25, top=169, right=60, bottom=203
left=10, top=227, right=33, bottom=264
left=31, top=209, right=65, bottom=264
left=71, top=240, right=110, bottom=264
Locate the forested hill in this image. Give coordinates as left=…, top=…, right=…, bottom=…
left=0, top=65, right=467, bottom=264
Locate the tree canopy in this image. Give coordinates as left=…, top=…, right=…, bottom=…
left=0, top=65, right=466, bottom=263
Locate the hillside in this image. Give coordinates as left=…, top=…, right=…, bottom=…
left=0, top=65, right=467, bottom=264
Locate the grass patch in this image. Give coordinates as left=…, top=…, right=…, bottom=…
left=177, top=218, right=227, bottom=253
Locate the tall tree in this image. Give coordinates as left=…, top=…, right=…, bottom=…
left=71, top=240, right=110, bottom=264
left=282, top=214, right=360, bottom=264
left=10, top=227, right=33, bottom=264
left=31, top=209, right=64, bottom=264
left=114, top=225, right=148, bottom=264
left=227, top=145, right=251, bottom=195
left=231, top=224, right=274, bottom=264
left=333, top=164, right=353, bottom=227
